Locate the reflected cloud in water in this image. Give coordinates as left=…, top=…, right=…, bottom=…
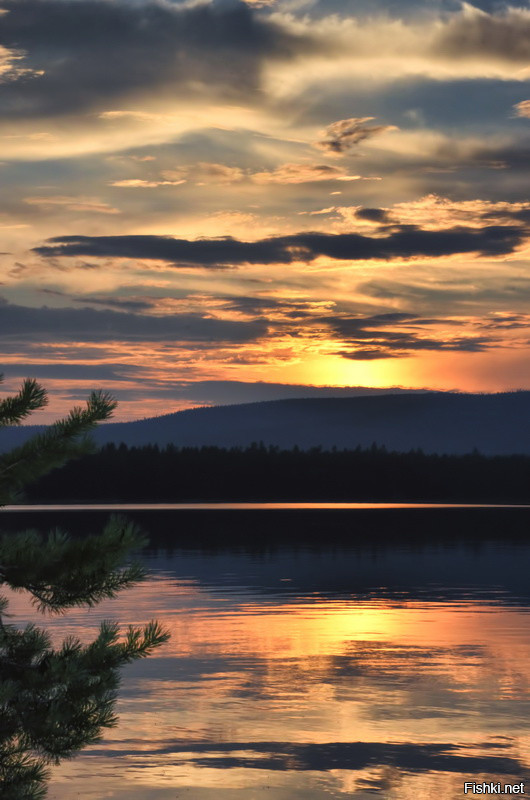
left=6, top=513, right=529, bottom=800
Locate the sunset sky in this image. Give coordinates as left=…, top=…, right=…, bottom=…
left=1, top=0, right=530, bottom=420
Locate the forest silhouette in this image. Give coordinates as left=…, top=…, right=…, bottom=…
left=25, top=442, right=530, bottom=503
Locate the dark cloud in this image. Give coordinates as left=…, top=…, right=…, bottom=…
left=297, top=0, right=437, bottom=19
left=357, top=275, right=530, bottom=308
left=434, top=139, right=530, bottom=171
left=337, top=339, right=489, bottom=360
left=34, top=224, right=526, bottom=267
left=338, top=348, right=401, bottom=360
left=474, top=143, right=530, bottom=172
left=434, top=6, right=530, bottom=63
left=0, top=300, right=267, bottom=343
left=88, top=739, right=522, bottom=776
left=219, top=295, right=319, bottom=318
left=481, top=208, right=530, bottom=224
left=0, top=0, right=313, bottom=118
left=479, top=313, right=530, bottom=331
left=0, top=362, right=140, bottom=381
left=40, top=288, right=154, bottom=312
left=71, top=296, right=154, bottom=312
left=328, top=313, right=492, bottom=359
left=355, top=207, right=391, bottom=223
left=316, top=117, right=396, bottom=154
left=293, top=0, right=530, bottom=21
left=219, top=296, right=286, bottom=313
left=351, top=312, right=418, bottom=325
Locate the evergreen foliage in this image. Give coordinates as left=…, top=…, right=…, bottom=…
left=0, top=375, right=169, bottom=798
left=0, top=377, right=117, bottom=504
left=24, top=440, right=530, bottom=503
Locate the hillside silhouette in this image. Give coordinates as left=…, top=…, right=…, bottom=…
left=2, top=391, right=530, bottom=455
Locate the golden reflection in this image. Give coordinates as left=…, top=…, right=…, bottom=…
left=26, top=552, right=530, bottom=799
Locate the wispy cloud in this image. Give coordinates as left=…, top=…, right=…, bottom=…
left=110, top=161, right=372, bottom=187
left=109, top=179, right=186, bottom=188
left=251, top=162, right=371, bottom=183
left=514, top=100, right=530, bottom=119
left=315, top=117, right=398, bottom=154
left=24, top=195, right=120, bottom=214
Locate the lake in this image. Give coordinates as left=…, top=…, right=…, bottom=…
left=3, top=506, right=530, bottom=799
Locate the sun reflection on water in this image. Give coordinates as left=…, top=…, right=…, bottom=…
left=23, top=541, right=530, bottom=800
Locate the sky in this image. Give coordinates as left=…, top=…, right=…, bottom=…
left=1, top=0, right=530, bottom=421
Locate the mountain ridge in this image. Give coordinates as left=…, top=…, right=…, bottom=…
left=2, top=391, right=530, bottom=455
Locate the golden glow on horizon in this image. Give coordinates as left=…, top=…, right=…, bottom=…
left=1, top=0, right=529, bottom=417
left=3, top=343, right=529, bottom=423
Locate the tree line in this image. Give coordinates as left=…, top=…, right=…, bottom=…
left=25, top=442, right=530, bottom=503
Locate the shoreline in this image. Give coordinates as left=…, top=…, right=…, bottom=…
left=4, top=502, right=530, bottom=511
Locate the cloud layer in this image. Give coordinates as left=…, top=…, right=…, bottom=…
left=35, top=224, right=526, bottom=266
left=2, top=0, right=530, bottom=418
left=0, top=0, right=313, bottom=118
left=0, top=300, right=267, bottom=343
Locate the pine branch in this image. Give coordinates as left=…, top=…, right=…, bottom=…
left=1, top=616, right=169, bottom=765
left=119, top=620, right=170, bottom=662
left=0, top=517, right=147, bottom=612
left=0, top=378, right=48, bottom=428
left=0, top=378, right=170, bottom=798
left=0, top=741, right=49, bottom=800
left=0, top=390, right=117, bottom=503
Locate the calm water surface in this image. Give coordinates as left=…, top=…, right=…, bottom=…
left=4, top=508, right=530, bottom=799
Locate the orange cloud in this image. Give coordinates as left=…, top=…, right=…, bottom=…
left=110, top=179, right=186, bottom=188
left=252, top=163, right=359, bottom=184
left=513, top=100, right=530, bottom=118
left=24, top=196, right=121, bottom=214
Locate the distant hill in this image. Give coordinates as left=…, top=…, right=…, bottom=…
left=2, top=391, right=530, bottom=455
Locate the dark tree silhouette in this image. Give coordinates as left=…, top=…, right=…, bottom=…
left=25, top=440, right=530, bottom=504
left=0, top=376, right=169, bottom=799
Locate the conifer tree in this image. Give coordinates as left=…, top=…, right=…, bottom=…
left=0, top=375, right=169, bottom=799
